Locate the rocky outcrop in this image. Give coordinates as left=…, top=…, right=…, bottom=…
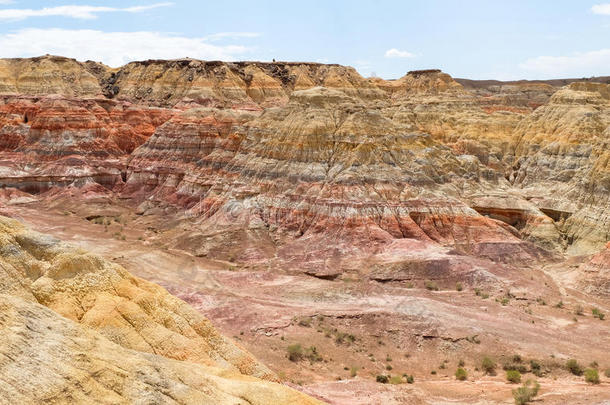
left=0, top=215, right=321, bottom=404
left=511, top=82, right=610, bottom=254
left=104, top=59, right=385, bottom=108
left=0, top=94, right=172, bottom=193
left=126, top=86, right=549, bottom=276
left=0, top=55, right=104, bottom=97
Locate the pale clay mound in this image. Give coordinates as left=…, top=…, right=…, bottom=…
left=0, top=215, right=322, bottom=405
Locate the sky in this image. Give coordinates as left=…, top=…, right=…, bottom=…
left=0, top=1, right=609, bottom=80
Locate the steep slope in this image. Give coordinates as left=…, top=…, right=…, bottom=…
left=0, top=55, right=104, bottom=97
left=0, top=215, right=322, bottom=404
left=511, top=82, right=610, bottom=254
left=0, top=94, right=172, bottom=193
left=104, top=59, right=384, bottom=108
left=126, top=86, right=549, bottom=281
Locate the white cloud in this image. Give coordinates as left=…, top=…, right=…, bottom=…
left=0, top=3, right=172, bottom=21
left=592, top=3, right=610, bottom=15
left=384, top=48, right=415, bottom=58
left=0, top=0, right=15, bottom=5
left=0, top=28, right=253, bottom=67
left=519, top=48, right=610, bottom=78
left=204, top=32, right=260, bottom=41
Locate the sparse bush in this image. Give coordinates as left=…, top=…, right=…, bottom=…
left=386, top=364, right=392, bottom=371
left=376, top=375, right=389, bottom=383
left=536, top=297, right=546, bottom=306
left=512, top=380, right=540, bottom=405
left=458, top=359, right=465, bottom=367
left=455, top=368, right=468, bottom=381
left=584, top=368, right=600, bottom=384
left=501, top=297, right=509, bottom=306
left=430, top=370, right=437, bottom=375
left=456, top=282, right=463, bottom=291
left=304, top=346, right=322, bottom=362
left=506, top=370, right=522, bottom=384
left=604, top=369, right=610, bottom=378
left=406, top=374, right=414, bottom=384
left=482, top=356, right=496, bottom=375
left=287, top=344, right=303, bottom=362
left=297, top=317, right=312, bottom=327
left=529, top=360, right=544, bottom=377
left=592, top=308, right=605, bottom=320
left=574, top=305, right=584, bottom=316
left=389, top=375, right=403, bottom=384
left=555, top=300, right=563, bottom=308
left=386, top=355, right=392, bottom=362
left=335, top=331, right=356, bottom=345
left=425, top=280, right=439, bottom=291
left=350, top=367, right=358, bottom=377
left=566, top=359, right=583, bottom=376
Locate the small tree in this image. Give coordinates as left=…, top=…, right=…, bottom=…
left=455, top=368, right=468, bottom=381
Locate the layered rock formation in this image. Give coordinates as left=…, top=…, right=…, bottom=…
left=0, top=94, right=172, bottom=192
left=0, top=215, right=321, bottom=404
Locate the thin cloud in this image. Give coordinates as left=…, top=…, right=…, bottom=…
left=0, top=3, right=173, bottom=21
left=384, top=48, right=415, bottom=58
left=592, top=4, right=610, bottom=15
left=204, top=32, right=260, bottom=41
left=519, top=48, right=610, bottom=78
left=0, top=28, right=253, bottom=67
left=0, top=0, right=14, bottom=4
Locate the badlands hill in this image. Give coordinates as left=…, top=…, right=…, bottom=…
left=0, top=55, right=609, bottom=404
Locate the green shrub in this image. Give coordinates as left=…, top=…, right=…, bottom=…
left=304, top=346, right=322, bottom=362
left=389, top=375, right=403, bottom=384
left=584, top=368, right=600, bottom=384
left=482, top=356, right=496, bottom=375
left=376, top=375, right=389, bottom=383
left=386, top=364, right=392, bottom=371
left=529, top=360, right=544, bottom=377
left=350, top=367, right=358, bottom=377
left=425, top=280, right=439, bottom=291
left=512, top=380, right=540, bottom=405
left=501, top=297, right=510, bottom=306
left=456, top=282, right=463, bottom=291
left=566, top=359, right=583, bottom=376
left=287, top=344, right=303, bottom=362
left=506, top=370, right=522, bottom=384
left=406, top=374, right=414, bottom=384
left=455, top=368, right=468, bottom=381
left=458, top=359, right=465, bottom=367
left=592, top=308, right=605, bottom=320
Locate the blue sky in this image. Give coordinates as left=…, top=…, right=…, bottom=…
left=0, top=0, right=609, bottom=80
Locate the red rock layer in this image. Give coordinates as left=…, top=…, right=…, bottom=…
left=0, top=94, right=173, bottom=193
